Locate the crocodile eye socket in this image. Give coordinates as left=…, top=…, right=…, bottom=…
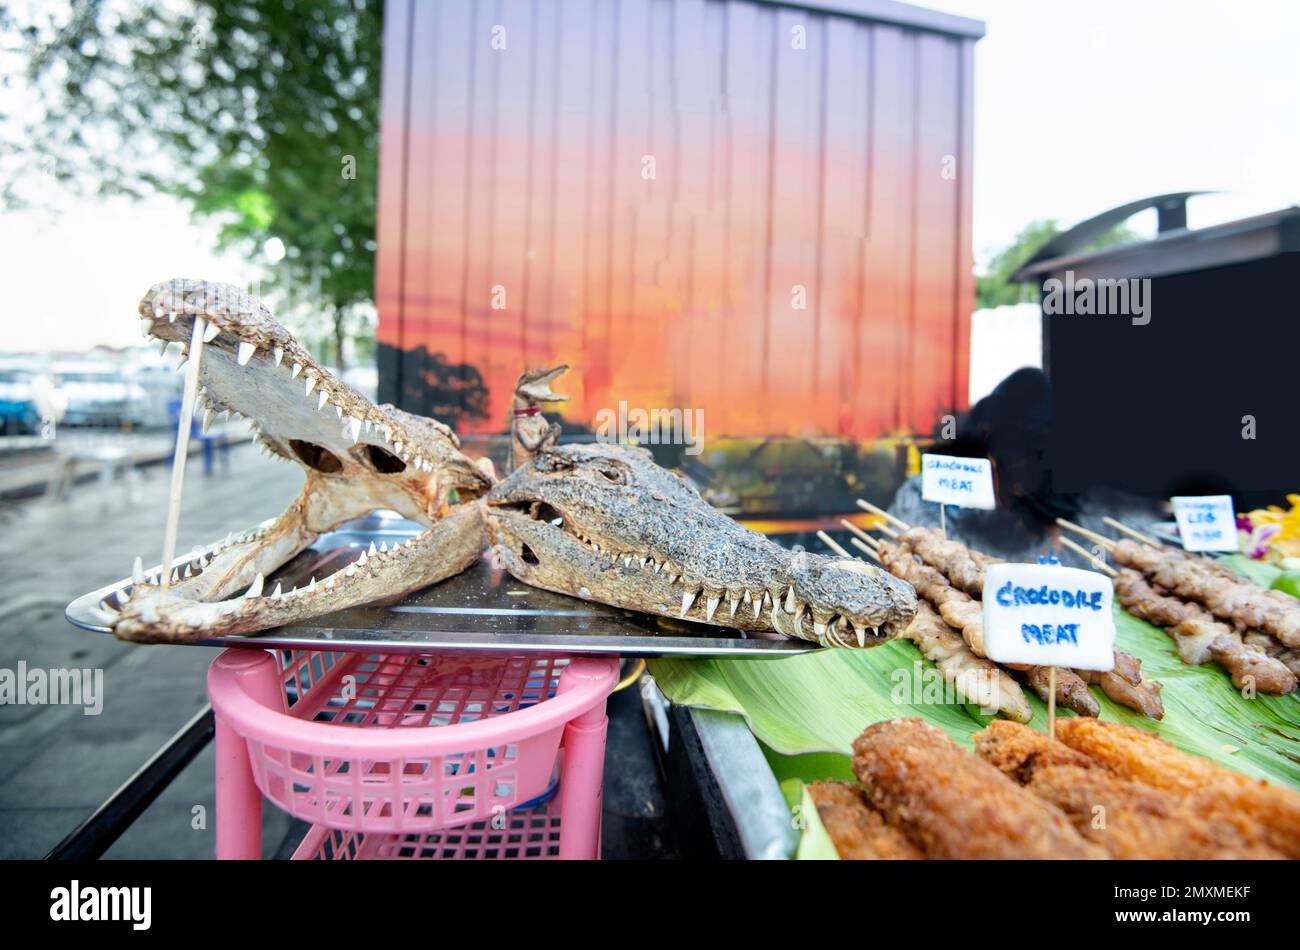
left=290, top=439, right=343, bottom=474
left=536, top=454, right=574, bottom=473
left=363, top=445, right=407, bottom=474
left=596, top=466, right=624, bottom=483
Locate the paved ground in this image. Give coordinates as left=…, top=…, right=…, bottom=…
left=0, top=438, right=677, bottom=859
left=0, top=441, right=302, bottom=858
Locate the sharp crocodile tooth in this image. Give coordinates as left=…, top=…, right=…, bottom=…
left=335, top=405, right=343, bottom=419
left=140, top=318, right=154, bottom=337
left=307, top=577, right=317, bottom=592
left=202, top=408, right=214, bottom=433
left=114, top=588, right=129, bottom=606
left=246, top=573, right=265, bottom=598
left=624, top=555, right=633, bottom=567
left=167, top=310, right=177, bottom=322
left=272, top=345, right=284, bottom=366
left=680, top=590, right=697, bottom=617
left=305, top=375, right=317, bottom=396
left=368, top=541, right=377, bottom=556
left=133, top=556, right=145, bottom=585
left=785, top=586, right=797, bottom=613
left=348, top=417, right=362, bottom=443
left=380, top=542, right=389, bottom=553
left=853, top=622, right=867, bottom=648
left=394, top=441, right=403, bottom=455
left=751, top=593, right=762, bottom=619
left=236, top=341, right=257, bottom=365
left=357, top=548, right=368, bottom=566
left=318, top=389, right=329, bottom=410
left=291, top=362, right=303, bottom=379
left=271, top=582, right=283, bottom=599
left=705, top=595, right=721, bottom=622
left=666, top=573, right=678, bottom=585
left=325, top=576, right=337, bottom=588
left=183, top=564, right=192, bottom=579
left=346, top=563, right=357, bottom=577
left=813, top=619, right=827, bottom=640
left=202, top=321, right=221, bottom=343
left=413, top=455, right=423, bottom=469
left=762, top=591, right=773, bottom=609
left=728, top=593, right=740, bottom=617
left=157, top=340, right=170, bottom=356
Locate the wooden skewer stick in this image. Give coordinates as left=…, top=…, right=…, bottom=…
left=878, top=523, right=901, bottom=539
left=850, top=537, right=881, bottom=560
left=1102, top=516, right=1161, bottom=549
left=855, top=498, right=910, bottom=531
left=1058, top=535, right=1119, bottom=577
left=816, top=530, right=853, bottom=559
left=160, top=316, right=208, bottom=594
left=1047, top=666, right=1057, bottom=741
left=839, top=518, right=875, bottom=547
left=1055, top=517, right=1115, bottom=550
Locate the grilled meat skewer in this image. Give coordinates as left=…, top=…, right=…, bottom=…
left=1114, top=569, right=1296, bottom=695
left=1112, top=540, right=1300, bottom=647
left=891, top=528, right=1163, bottom=718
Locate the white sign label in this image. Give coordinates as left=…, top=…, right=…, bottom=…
left=981, top=563, right=1115, bottom=670
left=1171, top=495, right=1238, bottom=553
left=921, top=454, right=995, bottom=510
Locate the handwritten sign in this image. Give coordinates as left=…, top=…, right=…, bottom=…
left=921, top=454, right=995, bottom=510
left=1171, top=495, right=1238, bottom=553
left=981, top=563, right=1115, bottom=670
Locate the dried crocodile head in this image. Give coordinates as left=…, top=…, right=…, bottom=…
left=484, top=442, right=918, bottom=647
left=107, top=279, right=493, bottom=643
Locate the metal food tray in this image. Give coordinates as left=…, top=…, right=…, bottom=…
left=66, top=512, right=819, bottom=657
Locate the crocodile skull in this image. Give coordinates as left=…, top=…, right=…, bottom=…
left=484, top=442, right=918, bottom=647
left=107, top=279, right=493, bottom=643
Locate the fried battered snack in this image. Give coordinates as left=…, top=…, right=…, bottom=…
left=975, top=722, right=1281, bottom=859
left=974, top=718, right=1099, bottom=783
left=1057, top=718, right=1300, bottom=858
left=851, top=718, right=1106, bottom=859
left=807, top=780, right=925, bottom=860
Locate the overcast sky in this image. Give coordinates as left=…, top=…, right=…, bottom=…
left=2, top=0, right=1297, bottom=352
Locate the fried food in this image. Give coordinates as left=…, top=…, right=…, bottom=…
left=807, top=780, right=925, bottom=860
left=900, top=601, right=1032, bottom=723
left=1115, top=568, right=1296, bottom=694
left=1057, top=717, right=1300, bottom=858
left=973, top=718, right=1098, bottom=782
left=851, top=718, right=1106, bottom=859
left=975, top=721, right=1281, bottom=859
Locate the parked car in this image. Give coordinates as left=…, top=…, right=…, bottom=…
left=50, top=361, right=146, bottom=428
left=0, top=364, right=41, bottom=434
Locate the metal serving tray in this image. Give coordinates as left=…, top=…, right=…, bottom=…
left=66, top=512, right=819, bottom=658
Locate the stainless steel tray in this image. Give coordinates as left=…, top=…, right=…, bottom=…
left=66, top=512, right=819, bottom=657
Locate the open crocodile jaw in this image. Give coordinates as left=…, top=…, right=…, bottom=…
left=484, top=443, right=918, bottom=648
left=106, top=279, right=493, bottom=643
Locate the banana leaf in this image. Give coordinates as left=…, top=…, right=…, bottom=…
left=649, top=605, right=1300, bottom=789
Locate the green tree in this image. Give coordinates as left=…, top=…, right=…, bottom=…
left=9, top=0, right=382, bottom=371
left=976, top=218, right=1138, bottom=310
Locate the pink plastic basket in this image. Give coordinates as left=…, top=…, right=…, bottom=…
left=292, top=795, right=564, bottom=860
left=208, top=648, right=618, bottom=858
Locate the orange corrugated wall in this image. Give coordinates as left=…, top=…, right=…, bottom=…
left=376, top=0, right=978, bottom=438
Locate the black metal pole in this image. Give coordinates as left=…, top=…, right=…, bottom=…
left=45, top=705, right=216, bottom=860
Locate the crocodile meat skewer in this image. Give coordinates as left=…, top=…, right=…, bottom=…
left=897, top=525, right=1163, bottom=718
left=875, top=538, right=1101, bottom=717
left=1111, top=539, right=1300, bottom=648
left=900, top=601, right=1033, bottom=723
left=1114, top=569, right=1296, bottom=694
